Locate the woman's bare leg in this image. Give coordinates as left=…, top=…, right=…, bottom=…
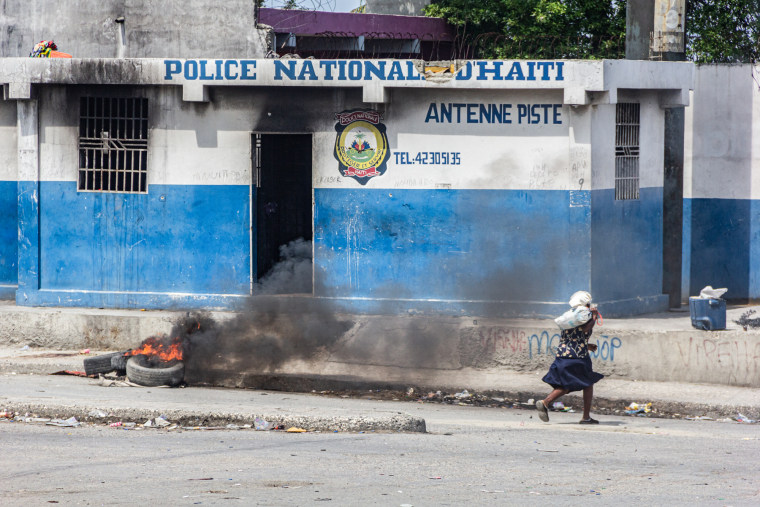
left=582, top=385, right=593, bottom=419
left=543, top=388, right=568, bottom=407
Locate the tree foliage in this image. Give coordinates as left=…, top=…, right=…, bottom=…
left=424, top=0, right=627, bottom=59
left=425, top=0, right=760, bottom=63
left=687, top=0, right=759, bottom=63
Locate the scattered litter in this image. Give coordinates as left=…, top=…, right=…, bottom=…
left=46, top=416, right=80, bottom=427
left=20, top=345, right=30, bottom=351
left=154, top=416, right=170, bottom=427
left=625, top=402, right=652, bottom=415
left=734, top=413, right=757, bottom=424
left=225, top=424, right=241, bottom=430
left=685, top=416, right=714, bottom=421
left=79, top=349, right=91, bottom=355
left=527, top=398, right=534, bottom=405
left=428, top=477, right=442, bottom=480
left=286, top=427, right=307, bottom=433
left=0, top=411, right=12, bottom=418
left=735, top=309, right=760, bottom=331
left=254, top=417, right=271, bottom=431
left=454, top=390, right=470, bottom=399
left=406, top=387, right=414, bottom=396
left=99, top=377, right=143, bottom=387
left=110, top=422, right=123, bottom=427
left=88, top=409, right=107, bottom=418
left=51, top=370, right=89, bottom=377
left=551, top=402, right=575, bottom=412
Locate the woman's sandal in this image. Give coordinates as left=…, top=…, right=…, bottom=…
left=536, top=400, right=550, bottom=422
left=579, top=418, right=599, bottom=424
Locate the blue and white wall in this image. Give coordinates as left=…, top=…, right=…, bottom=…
left=313, top=88, right=592, bottom=316
left=684, top=64, right=760, bottom=302
left=0, top=99, right=16, bottom=298
left=590, top=92, right=668, bottom=314
left=1, top=58, right=692, bottom=315
left=17, top=86, right=253, bottom=309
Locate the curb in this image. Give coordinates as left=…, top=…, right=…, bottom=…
left=0, top=402, right=427, bottom=433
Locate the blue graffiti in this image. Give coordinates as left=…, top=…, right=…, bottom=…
left=589, top=335, right=622, bottom=362
left=528, top=332, right=621, bottom=362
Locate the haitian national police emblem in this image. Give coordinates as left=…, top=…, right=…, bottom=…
left=333, top=109, right=390, bottom=185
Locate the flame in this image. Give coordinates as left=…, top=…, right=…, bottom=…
left=128, top=335, right=183, bottom=362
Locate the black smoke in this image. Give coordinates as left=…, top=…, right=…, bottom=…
left=177, top=239, right=353, bottom=384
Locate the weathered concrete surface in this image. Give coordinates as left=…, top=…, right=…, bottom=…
left=0, top=374, right=426, bottom=433
left=0, top=0, right=267, bottom=59
left=1, top=301, right=758, bottom=387
left=366, top=0, right=431, bottom=16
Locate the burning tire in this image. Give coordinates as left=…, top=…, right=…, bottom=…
left=126, top=355, right=185, bottom=387
left=84, top=351, right=128, bottom=376
left=110, top=353, right=130, bottom=375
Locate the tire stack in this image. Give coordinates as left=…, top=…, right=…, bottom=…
left=83, top=351, right=185, bottom=387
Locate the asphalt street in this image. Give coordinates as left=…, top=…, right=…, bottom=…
left=2, top=380, right=759, bottom=506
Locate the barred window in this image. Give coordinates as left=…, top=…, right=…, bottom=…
left=615, top=103, right=640, bottom=200
left=78, top=97, right=148, bottom=193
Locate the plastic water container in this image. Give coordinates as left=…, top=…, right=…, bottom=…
left=689, top=297, right=726, bottom=331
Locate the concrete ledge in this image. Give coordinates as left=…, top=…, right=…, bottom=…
left=0, top=301, right=758, bottom=387
left=0, top=285, right=16, bottom=299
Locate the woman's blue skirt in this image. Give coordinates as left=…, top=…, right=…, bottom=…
left=542, top=355, right=604, bottom=392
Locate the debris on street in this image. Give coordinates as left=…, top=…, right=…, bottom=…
left=51, top=370, right=89, bottom=377
left=625, top=402, right=652, bottom=415
left=734, top=413, right=757, bottom=424
left=46, top=416, right=80, bottom=427
left=254, top=417, right=271, bottom=430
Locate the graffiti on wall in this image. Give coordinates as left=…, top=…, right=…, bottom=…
left=676, top=336, right=760, bottom=383
left=474, top=327, right=621, bottom=362
left=333, top=109, right=390, bottom=186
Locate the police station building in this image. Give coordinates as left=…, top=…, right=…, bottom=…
left=0, top=53, right=695, bottom=318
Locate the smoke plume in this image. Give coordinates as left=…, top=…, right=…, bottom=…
left=173, top=239, right=352, bottom=383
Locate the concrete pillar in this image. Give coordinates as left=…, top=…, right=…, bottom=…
left=625, top=0, right=655, bottom=60
left=663, top=106, right=684, bottom=308
left=660, top=5, right=686, bottom=308
left=627, top=0, right=686, bottom=308
left=365, top=0, right=431, bottom=16
left=16, top=99, right=40, bottom=302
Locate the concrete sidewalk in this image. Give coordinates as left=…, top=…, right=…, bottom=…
left=0, top=300, right=758, bottom=426
left=1, top=344, right=758, bottom=423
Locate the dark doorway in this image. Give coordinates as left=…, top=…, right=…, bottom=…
left=253, top=133, right=313, bottom=291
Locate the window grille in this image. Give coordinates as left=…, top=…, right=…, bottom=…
left=78, top=97, right=148, bottom=193
left=615, top=103, right=640, bottom=200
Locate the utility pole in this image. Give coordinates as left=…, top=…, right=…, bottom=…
left=626, top=0, right=686, bottom=309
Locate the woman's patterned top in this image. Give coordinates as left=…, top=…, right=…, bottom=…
left=555, top=325, right=593, bottom=359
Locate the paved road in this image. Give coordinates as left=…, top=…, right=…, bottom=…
left=2, top=395, right=758, bottom=506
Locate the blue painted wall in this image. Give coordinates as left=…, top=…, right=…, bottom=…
left=0, top=180, right=18, bottom=294
left=314, top=188, right=591, bottom=315
left=18, top=182, right=250, bottom=307
left=590, top=187, right=664, bottom=305
left=684, top=197, right=759, bottom=301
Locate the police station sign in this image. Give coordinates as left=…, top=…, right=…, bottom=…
left=162, top=59, right=567, bottom=86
